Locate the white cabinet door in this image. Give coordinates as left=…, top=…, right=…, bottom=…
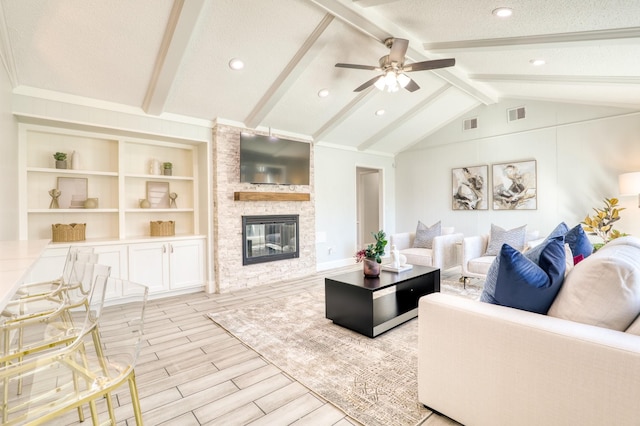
left=94, top=245, right=128, bottom=300
left=169, top=239, right=204, bottom=290
left=128, top=242, right=170, bottom=294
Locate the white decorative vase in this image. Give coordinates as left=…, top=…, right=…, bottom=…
left=70, top=150, right=80, bottom=170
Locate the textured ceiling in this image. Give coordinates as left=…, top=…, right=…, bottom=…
left=1, top=0, right=639, bottom=155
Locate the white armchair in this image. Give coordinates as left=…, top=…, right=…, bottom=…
left=461, top=229, right=541, bottom=281
left=390, top=227, right=463, bottom=270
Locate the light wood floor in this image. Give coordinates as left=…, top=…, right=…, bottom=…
left=57, top=267, right=462, bottom=426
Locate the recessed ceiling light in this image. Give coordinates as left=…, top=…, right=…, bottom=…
left=228, top=58, right=244, bottom=70
left=492, top=7, right=513, bottom=18
left=375, top=109, right=385, bottom=116
left=317, top=88, right=329, bottom=98
left=530, top=59, right=546, bottom=66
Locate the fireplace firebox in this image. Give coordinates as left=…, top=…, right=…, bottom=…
left=242, top=215, right=299, bottom=265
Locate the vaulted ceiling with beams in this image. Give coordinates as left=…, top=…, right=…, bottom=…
left=2, top=0, right=639, bottom=155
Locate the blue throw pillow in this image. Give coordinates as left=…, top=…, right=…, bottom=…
left=481, top=222, right=568, bottom=305
left=493, top=237, right=566, bottom=314
left=565, top=224, right=593, bottom=260
left=525, top=222, right=569, bottom=264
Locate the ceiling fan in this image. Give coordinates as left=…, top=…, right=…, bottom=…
left=335, top=37, right=455, bottom=93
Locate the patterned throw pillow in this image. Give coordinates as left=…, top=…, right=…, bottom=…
left=412, top=220, right=441, bottom=249
left=484, top=224, right=526, bottom=256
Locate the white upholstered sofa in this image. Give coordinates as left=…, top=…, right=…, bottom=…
left=389, top=227, right=463, bottom=270
left=418, top=236, right=640, bottom=426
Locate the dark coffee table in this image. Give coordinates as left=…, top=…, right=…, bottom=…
left=325, top=265, right=440, bottom=337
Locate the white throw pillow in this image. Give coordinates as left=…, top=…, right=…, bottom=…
left=548, top=237, right=640, bottom=331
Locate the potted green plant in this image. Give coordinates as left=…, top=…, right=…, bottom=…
left=354, top=230, right=388, bottom=277
left=53, top=152, right=67, bottom=169
left=163, top=162, right=173, bottom=176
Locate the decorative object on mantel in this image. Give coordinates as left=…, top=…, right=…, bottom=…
left=169, top=192, right=178, bottom=208
left=139, top=198, right=151, bottom=209
left=51, top=223, right=86, bottom=242
left=150, top=220, right=175, bottom=237
left=163, top=162, right=172, bottom=176
left=48, top=188, right=61, bottom=209
left=581, top=197, right=627, bottom=250
left=83, top=198, right=98, bottom=209
left=53, top=152, right=67, bottom=169
left=354, top=230, right=388, bottom=277
left=70, top=150, right=80, bottom=170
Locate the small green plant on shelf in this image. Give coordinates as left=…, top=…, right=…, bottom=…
left=53, top=152, right=67, bottom=161
left=163, top=162, right=173, bottom=176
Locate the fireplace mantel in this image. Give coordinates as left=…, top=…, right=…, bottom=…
left=234, top=191, right=310, bottom=202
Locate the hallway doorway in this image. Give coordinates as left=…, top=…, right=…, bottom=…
left=356, top=167, right=383, bottom=249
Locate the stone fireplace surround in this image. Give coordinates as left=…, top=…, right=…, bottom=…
left=212, top=124, right=316, bottom=293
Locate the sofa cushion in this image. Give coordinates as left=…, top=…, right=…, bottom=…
left=484, top=224, right=526, bottom=255
left=564, top=224, right=593, bottom=260
left=399, top=247, right=433, bottom=267
left=626, top=315, right=640, bottom=336
left=548, top=236, right=640, bottom=331
left=493, top=237, right=566, bottom=314
left=413, top=220, right=441, bottom=249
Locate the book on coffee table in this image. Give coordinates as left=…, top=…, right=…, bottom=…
left=382, top=264, right=413, bottom=273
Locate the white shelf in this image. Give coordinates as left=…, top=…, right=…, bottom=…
left=125, top=173, right=194, bottom=181
left=28, top=208, right=119, bottom=214
left=27, top=167, right=118, bottom=177
left=125, top=208, right=193, bottom=213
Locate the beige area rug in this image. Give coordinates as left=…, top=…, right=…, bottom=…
left=207, top=278, right=482, bottom=426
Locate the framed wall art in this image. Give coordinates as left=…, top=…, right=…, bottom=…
left=146, top=181, right=170, bottom=208
left=452, top=165, right=488, bottom=210
left=57, top=177, right=88, bottom=209
left=492, top=160, right=537, bottom=210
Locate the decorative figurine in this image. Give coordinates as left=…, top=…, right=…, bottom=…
left=169, top=192, right=178, bottom=208
left=49, top=188, right=61, bottom=209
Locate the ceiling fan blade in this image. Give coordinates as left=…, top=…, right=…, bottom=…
left=404, top=78, right=420, bottom=92
left=335, top=63, right=378, bottom=71
left=403, top=58, right=455, bottom=72
left=388, top=38, right=409, bottom=64
left=354, top=75, right=382, bottom=92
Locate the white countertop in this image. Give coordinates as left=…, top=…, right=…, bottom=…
left=0, top=239, right=51, bottom=309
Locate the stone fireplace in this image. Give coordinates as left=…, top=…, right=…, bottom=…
left=212, top=124, right=316, bottom=293
left=242, top=214, right=299, bottom=265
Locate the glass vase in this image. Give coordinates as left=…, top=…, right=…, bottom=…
left=363, top=258, right=381, bottom=277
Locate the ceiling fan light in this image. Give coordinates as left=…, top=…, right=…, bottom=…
left=397, top=73, right=410, bottom=88
left=374, top=76, right=386, bottom=91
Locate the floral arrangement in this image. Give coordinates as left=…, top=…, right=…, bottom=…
left=581, top=197, right=626, bottom=244
left=354, top=230, right=387, bottom=264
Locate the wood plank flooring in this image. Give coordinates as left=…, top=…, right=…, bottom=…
left=55, top=267, right=463, bottom=426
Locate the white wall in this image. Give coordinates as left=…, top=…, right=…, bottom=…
left=0, top=63, right=18, bottom=240
left=395, top=99, right=640, bottom=242
left=314, top=145, right=395, bottom=270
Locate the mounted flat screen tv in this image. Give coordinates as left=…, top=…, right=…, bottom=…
left=240, top=133, right=310, bottom=185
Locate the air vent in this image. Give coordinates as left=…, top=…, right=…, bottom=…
left=463, top=117, right=478, bottom=131
left=507, top=106, right=526, bottom=122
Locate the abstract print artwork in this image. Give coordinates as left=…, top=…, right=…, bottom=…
left=492, top=160, right=537, bottom=210
left=452, top=165, right=488, bottom=210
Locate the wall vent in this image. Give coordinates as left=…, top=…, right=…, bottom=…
left=463, top=117, right=478, bottom=131
left=507, top=106, right=526, bottom=122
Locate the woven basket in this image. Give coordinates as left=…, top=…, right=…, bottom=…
left=150, top=221, right=175, bottom=237
left=51, top=223, right=86, bottom=242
